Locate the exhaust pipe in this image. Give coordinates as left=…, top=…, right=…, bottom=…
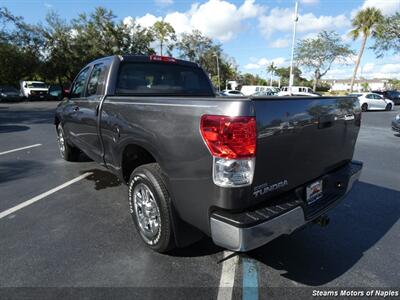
left=313, top=214, right=330, bottom=227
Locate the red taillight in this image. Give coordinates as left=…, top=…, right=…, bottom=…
left=200, top=115, right=256, bottom=159
left=149, top=55, right=176, bottom=63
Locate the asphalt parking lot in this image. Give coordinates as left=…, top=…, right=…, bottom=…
left=0, top=101, right=399, bottom=299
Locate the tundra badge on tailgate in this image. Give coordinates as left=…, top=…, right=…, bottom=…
left=253, top=180, right=289, bottom=197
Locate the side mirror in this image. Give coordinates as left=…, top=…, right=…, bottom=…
left=24, top=84, right=27, bottom=88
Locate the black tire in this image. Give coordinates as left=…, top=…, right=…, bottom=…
left=128, top=163, right=176, bottom=253
left=361, top=103, right=368, bottom=112
left=56, top=124, right=80, bottom=161
left=386, top=104, right=392, bottom=111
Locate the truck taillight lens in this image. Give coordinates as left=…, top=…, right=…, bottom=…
left=200, top=115, right=256, bottom=187
left=200, top=115, right=256, bottom=159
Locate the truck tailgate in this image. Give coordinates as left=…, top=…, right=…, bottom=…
left=251, top=96, right=361, bottom=203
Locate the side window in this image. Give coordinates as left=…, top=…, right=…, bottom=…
left=87, top=63, right=107, bottom=97
left=70, top=67, right=90, bottom=98
left=366, top=94, right=374, bottom=99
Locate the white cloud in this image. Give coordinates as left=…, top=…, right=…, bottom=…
left=238, top=0, right=266, bottom=18
left=325, top=63, right=400, bottom=79
left=135, top=13, right=162, bottom=28
left=244, top=63, right=261, bottom=70
left=361, top=0, right=400, bottom=15
left=259, top=8, right=350, bottom=38
left=155, top=0, right=174, bottom=6
left=341, top=33, right=352, bottom=43
left=244, top=57, right=286, bottom=69
left=164, top=12, right=192, bottom=35
left=363, top=63, right=375, bottom=73
left=124, top=0, right=266, bottom=42
left=300, top=0, right=319, bottom=4
left=269, top=38, right=290, bottom=48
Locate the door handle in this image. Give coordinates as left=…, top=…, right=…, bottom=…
left=74, top=106, right=79, bottom=112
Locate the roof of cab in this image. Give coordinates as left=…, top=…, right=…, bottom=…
left=120, top=55, right=199, bottom=67
left=89, top=55, right=199, bottom=68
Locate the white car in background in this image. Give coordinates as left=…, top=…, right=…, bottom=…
left=20, top=80, right=49, bottom=100
left=349, top=92, right=394, bottom=112
left=221, top=90, right=244, bottom=96
left=241, top=85, right=278, bottom=96
left=278, top=86, right=320, bottom=97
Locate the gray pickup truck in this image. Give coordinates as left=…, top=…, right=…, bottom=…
left=55, top=55, right=362, bottom=253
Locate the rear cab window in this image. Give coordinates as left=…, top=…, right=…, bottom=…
left=116, top=62, right=214, bottom=97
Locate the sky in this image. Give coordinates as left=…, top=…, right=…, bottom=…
left=2, top=0, right=400, bottom=80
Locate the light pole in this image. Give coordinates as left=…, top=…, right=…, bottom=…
left=213, top=53, right=221, bottom=92
left=289, top=1, right=298, bottom=94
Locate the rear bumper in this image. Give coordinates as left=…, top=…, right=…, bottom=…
left=210, top=160, right=362, bottom=251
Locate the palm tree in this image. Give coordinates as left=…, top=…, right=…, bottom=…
left=267, top=62, right=278, bottom=86
left=349, top=7, right=383, bottom=92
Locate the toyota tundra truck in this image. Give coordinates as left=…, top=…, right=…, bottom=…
left=54, top=55, right=363, bottom=253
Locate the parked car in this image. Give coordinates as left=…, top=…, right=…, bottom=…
left=392, top=114, right=400, bottom=134
left=221, top=89, right=244, bottom=96
left=0, top=85, right=22, bottom=102
left=55, top=55, right=362, bottom=253
left=372, top=90, right=400, bottom=105
left=252, top=90, right=277, bottom=96
left=20, top=80, right=49, bottom=100
left=215, top=91, right=227, bottom=97
left=48, top=85, right=69, bottom=100
left=349, top=92, right=394, bottom=112
left=278, top=86, right=319, bottom=97
left=241, top=85, right=278, bottom=96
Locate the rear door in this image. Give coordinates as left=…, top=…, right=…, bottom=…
left=365, top=93, right=377, bottom=109
left=373, top=94, right=387, bottom=109
left=63, top=66, right=91, bottom=146
left=72, top=61, right=110, bottom=162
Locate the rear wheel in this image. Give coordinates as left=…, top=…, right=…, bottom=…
left=386, top=103, right=392, bottom=111
left=56, top=124, right=80, bottom=161
left=361, top=103, right=368, bottom=112
left=128, top=163, right=176, bottom=253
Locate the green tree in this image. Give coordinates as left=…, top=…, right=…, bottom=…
left=177, top=29, right=214, bottom=65
left=176, top=30, right=238, bottom=90
left=275, top=66, right=310, bottom=87
left=349, top=7, right=383, bottom=92
left=120, top=19, right=155, bottom=55
left=361, top=82, right=370, bottom=92
left=151, top=21, right=176, bottom=55
left=267, top=62, right=278, bottom=86
left=388, top=79, right=400, bottom=90
left=239, top=73, right=267, bottom=86
left=0, top=7, right=43, bottom=83
left=371, top=12, right=400, bottom=57
left=41, top=8, right=155, bottom=83
left=295, top=30, right=353, bottom=91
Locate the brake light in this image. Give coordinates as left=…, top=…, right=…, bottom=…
left=149, top=55, right=176, bottom=63
left=200, top=115, right=256, bottom=159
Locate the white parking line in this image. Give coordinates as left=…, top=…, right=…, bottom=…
left=0, top=172, right=92, bottom=220
left=217, top=251, right=238, bottom=300
left=0, top=144, right=42, bottom=156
